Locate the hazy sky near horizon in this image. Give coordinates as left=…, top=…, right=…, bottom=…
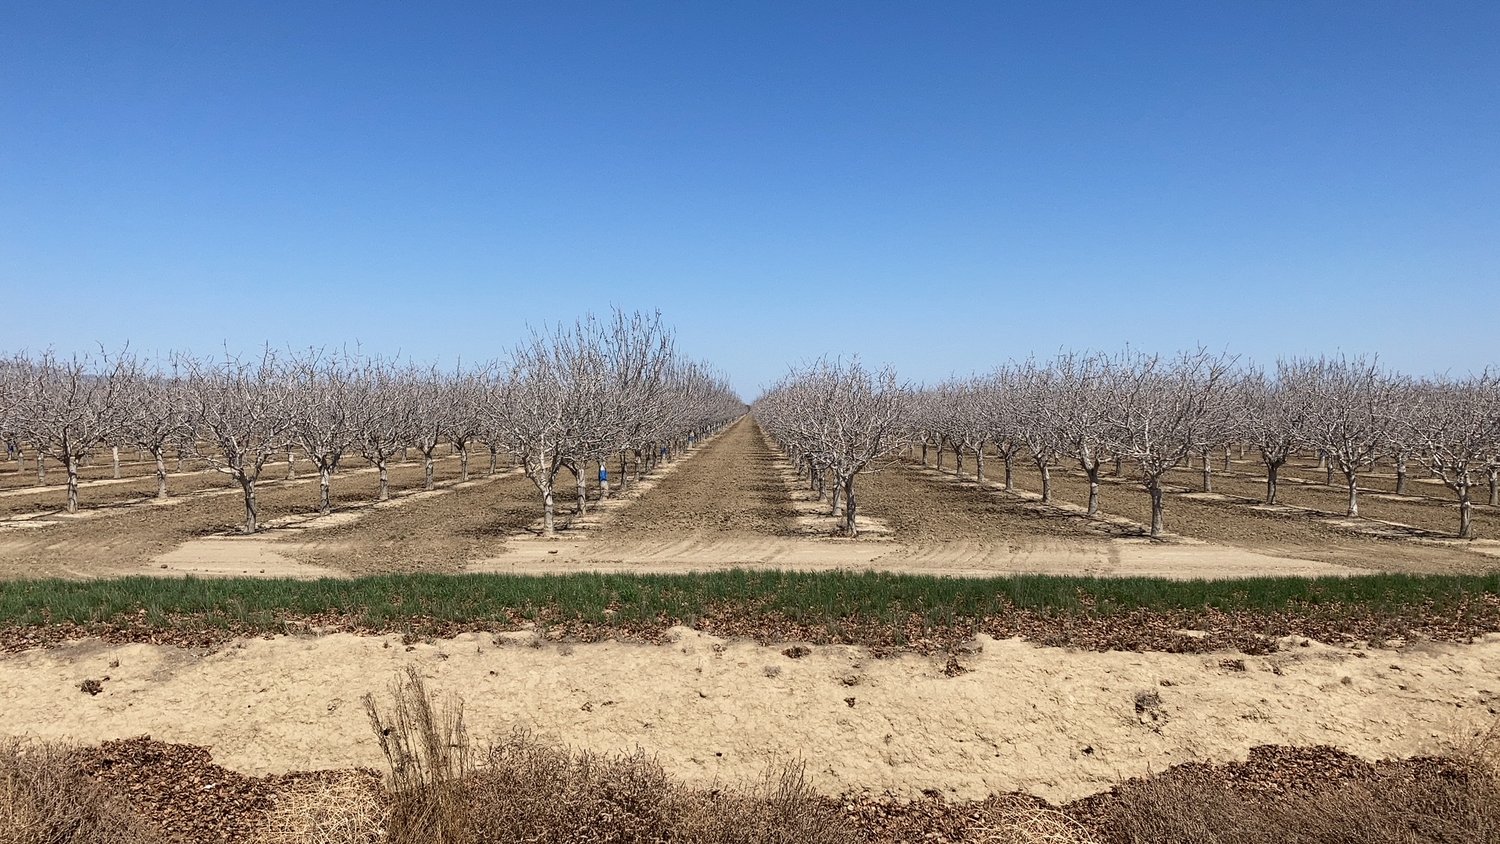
left=2, top=2, right=1496, bottom=397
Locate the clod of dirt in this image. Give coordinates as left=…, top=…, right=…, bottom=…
left=943, top=655, right=970, bottom=677
left=1220, top=658, right=1248, bottom=672
left=782, top=645, right=811, bottom=659
left=1134, top=689, right=1168, bottom=731
left=839, top=673, right=863, bottom=687
left=763, top=665, right=782, bottom=678
left=79, top=678, right=103, bottom=696
left=845, top=697, right=857, bottom=708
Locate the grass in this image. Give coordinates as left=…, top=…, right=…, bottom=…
left=1, top=569, right=1497, bottom=625
left=1, top=569, right=1498, bottom=650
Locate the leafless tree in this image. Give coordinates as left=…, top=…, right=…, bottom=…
left=1237, top=364, right=1308, bottom=505
left=286, top=349, right=363, bottom=515
left=120, top=357, right=193, bottom=499
left=1013, top=359, right=1063, bottom=504
left=7, top=350, right=134, bottom=513
left=1290, top=355, right=1401, bottom=517
left=349, top=357, right=412, bottom=502
left=1048, top=352, right=1116, bottom=515
left=405, top=365, right=451, bottom=492
left=184, top=350, right=293, bottom=533
left=1103, top=348, right=1236, bottom=537
left=1402, top=373, right=1500, bottom=539
left=756, top=358, right=910, bottom=537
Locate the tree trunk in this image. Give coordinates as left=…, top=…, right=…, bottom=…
left=286, top=448, right=295, bottom=480
left=154, top=449, right=169, bottom=499
left=1345, top=471, right=1360, bottom=517
left=1039, top=462, right=1052, bottom=504
left=1266, top=461, right=1281, bottom=505
left=240, top=477, right=259, bottom=534
left=1458, top=483, right=1474, bottom=539
left=1396, top=456, right=1408, bottom=495
left=575, top=467, right=587, bottom=515
left=317, top=465, right=332, bottom=515
left=423, top=454, right=435, bottom=490
left=598, top=461, right=610, bottom=500
left=1222, top=444, right=1231, bottom=472
left=542, top=484, right=556, bottom=536
left=954, top=446, right=964, bottom=478
left=1148, top=478, right=1165, bottom=538
left=921, top=443, right=929, bottom=466
left=1200, top=452, right=1213, bottom=492
left=1489, top=467, right=1499, bottom=507
left=377, top=460, right=390, bottom=501
left=488, top=448, right=498, bottom=476
left=829, top=480, right=840, bottom=516
left=842, top=476, right=858, bottom=537
left=1084, top=462, right=1100, bottom=516
left=936, top=445, right=943, bottom=471
left=35, top=453, right=45, bottom=485
left=459, top=446, right=470, bottom=482
left=1003, top=453, right=1014, bottom=491
left=111, top=446, right=120, bottom=479
left=975, top=450, right=985, bottom=484
left=65, top=456, right=80, bottom=513
left=1114, top=455, right=1123, bottom=476
left=1325, top=462, right=1334, bottom=486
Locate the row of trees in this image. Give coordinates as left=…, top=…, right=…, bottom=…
left=0, top=311, right=743, bottom=534
left=757, top=351, right=1500, bottom=540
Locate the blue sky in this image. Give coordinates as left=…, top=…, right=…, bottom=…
left=2, top=2, right=1496, bottom=397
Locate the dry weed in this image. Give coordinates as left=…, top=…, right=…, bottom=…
left=0, top=737, right=158, bottom=844
left=363, top=667, right=470, bottom=843
left=968, top=800, right=1099, bottom=844
left=256, top=774, right=386, bottom=844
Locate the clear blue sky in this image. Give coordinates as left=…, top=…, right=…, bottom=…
left=3, top=2, right=1496, bottom=397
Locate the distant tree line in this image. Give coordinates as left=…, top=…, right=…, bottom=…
left=0, top=310, right=744, bottom=534
left=755, top=351, right=1500, bottom=539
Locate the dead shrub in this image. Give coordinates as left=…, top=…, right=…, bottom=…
left=255, top=774, right=386, bottom=844
left=0, top=737, right=159, bottom=844
left=363, top=670, right=857, bottom=844
left=363, top=667, right=470, bottom=843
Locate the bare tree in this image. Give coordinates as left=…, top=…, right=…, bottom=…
left=121, top=358, right=192, bottom=499
left=406, top=366, right=451, bottom=492
left=1052, top=352, right=1113, bottom=515
left=7, top=350, right=134, bottom=513
left=184, top=350, right=293, bottom=533
left=349, top=357, right=413, bottom=502
left=286, top=349, right=362, bottom=515
left=1403, top=373, right=1500, bottom=539
left=1292, top=355, right=1401, bottom=517
left=1013, top=359, right=1062, bottom=504
left=756, top=358, right=910, bottom=537
left=1104, top=348, right=1235, bottom=537
left=1238, top=365, right=1308, bottom=505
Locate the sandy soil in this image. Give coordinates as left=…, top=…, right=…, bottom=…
left=3, top=630, right=1496, bottom=804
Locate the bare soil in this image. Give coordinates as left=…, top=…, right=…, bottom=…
left=4, top=630, right=1496, bottom=805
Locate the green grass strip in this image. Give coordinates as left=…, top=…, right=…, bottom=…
left=0, top=570, right=1496, bottom=630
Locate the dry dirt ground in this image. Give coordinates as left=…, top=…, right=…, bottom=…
left=6, top=417, right=1487, bottom=580
left=4, top=630, right=1496, bottom=805
left=925, top=446, right=1500, bottom=575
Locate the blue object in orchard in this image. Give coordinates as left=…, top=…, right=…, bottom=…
left=599, top=469, right=608, bottom=483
